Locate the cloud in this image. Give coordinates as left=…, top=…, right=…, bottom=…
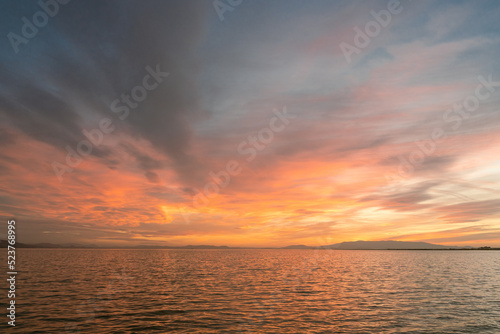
left=0, top=0, right=210, bottom=184
left=435, top=199, right=500, bottom=223
left=361, top=180, right=443, bottom=211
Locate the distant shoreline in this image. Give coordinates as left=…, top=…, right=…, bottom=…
left=2, top=239, right=498, bottom=250
left=5, top=248, right=500, bottom=250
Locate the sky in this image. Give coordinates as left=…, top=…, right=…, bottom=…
left=1, top=0, right=500, bottom=247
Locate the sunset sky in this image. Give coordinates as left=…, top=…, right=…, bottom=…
left=1, top=0, right=500, bottom=247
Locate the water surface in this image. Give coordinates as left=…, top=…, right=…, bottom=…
left=3, top=249, right=500, bottom=333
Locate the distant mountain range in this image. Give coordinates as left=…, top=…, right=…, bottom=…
left=1, top=239, right=491, bottom=249
left=284, top=240, right=474, bottom=250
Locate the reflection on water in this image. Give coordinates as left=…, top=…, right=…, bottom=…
left=3, top=249, right=500, bottom=333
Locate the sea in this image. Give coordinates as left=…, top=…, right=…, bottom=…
left=2, top=249, right=500, bottom=333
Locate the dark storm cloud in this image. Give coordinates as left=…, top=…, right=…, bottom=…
left=0, top=0, right=209, bottom=184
